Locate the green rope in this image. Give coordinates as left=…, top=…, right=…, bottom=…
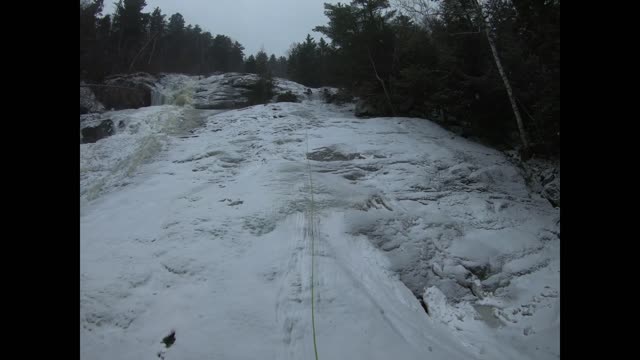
left=305, top=126, right=320, bottom=360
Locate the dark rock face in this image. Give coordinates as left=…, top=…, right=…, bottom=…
left=81, top=120, right=114, bottom=143
left=94, top=72, right=157, bottom=110
left=275, top=91, right=299, bottom=103
left=193, top=73, right=316, bottom=109
left=306, top=146, right=365, bottom=161
left=540, top=168, right=560, bottom=207
left=322, top=88, right=354, bottom=105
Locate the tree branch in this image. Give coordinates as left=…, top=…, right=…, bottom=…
left=129, top=32, right=160, bottom=73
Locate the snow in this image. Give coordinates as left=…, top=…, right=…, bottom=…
left=81, top=74, right=559, bottom=359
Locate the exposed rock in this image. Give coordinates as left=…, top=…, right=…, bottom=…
left=542, top=175, right=560, bottom=207
left=275, top=91, right=299, bottom=103
left=149, top=73, right=323, bottom=110
left=322, top=88, right=353, bottom=105
left=306, top=146, right=365, bottom=161
left=94, top=72, right=157, bottom=110
left=81, top=120, right=114, bottom=143
left=507, top=152, right=560, bottom=208
left=192, top=73, right=259, bottom=109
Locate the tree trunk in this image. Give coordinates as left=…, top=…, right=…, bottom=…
left=468, top=0, right=530, bottom=152
left=129, top=33, right=159, bottom=73
left=148, top=37, right=158, bottom=65
left=367, top=47, right=396, bottom=116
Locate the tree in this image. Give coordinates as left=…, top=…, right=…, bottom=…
left=316, top=38, right=330, bottom=83
left=80, top=0, right=105, bottom=79
left=255, top=50, right=269, bottom=77
left=276, top=56, right=288, bottom=78
left=464, top=0, right=530, bottom=152
left=287, top=35, right=321, bottom=86
left=392, top=0, right=559, bottom=154
left=164, top=13, right=186, bottom=72
left=80, top=2, right=252, bottom=81
left=112, top=0, right=148, bottom=72
left=268, top=54, right=278, bottom=76
left=167, top=12, right=185, bottom=33
left=245, top=55, right=257, bottom=74
left=248, top=51, right=274, bottom=105
left=145, top=7, right=166, bottom=72
left=230, top=42, right=245, bottom=72
left=501, top=0, right=559, bottom=152
left=314, top=1, right=397, bottom=112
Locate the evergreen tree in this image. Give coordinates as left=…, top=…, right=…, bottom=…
left=245, top=55, right=257, bottom=74
left=268, top=54, right=278, bottom=76
left=255, top=50, right=269, bottom=77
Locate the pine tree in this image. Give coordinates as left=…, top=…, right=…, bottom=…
left=255, top=50, right=269, bottom=77
left=268, top=54, right=278, bottom=77
left=245, top=55, right=257, bottom=74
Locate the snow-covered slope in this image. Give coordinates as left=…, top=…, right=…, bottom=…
left=80, top=75, right=559, bottom=360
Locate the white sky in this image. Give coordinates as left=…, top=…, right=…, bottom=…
left=103, top=0, right=343, bottom=57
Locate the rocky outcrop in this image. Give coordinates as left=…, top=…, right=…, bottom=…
left=192, top=73, right=260, bottom=109
left=507, top=152, right=560, bottom=208
left=93, top=72, right=157, bottom=110
left=85, top=72, right=340, bottom=111
left=306, top=146, right=365, bottom=161
left=191, top=73, right=326, bottom=109
left=539, top=167, right=560, bottom=207
left=81, top=119, right=114, bottom=143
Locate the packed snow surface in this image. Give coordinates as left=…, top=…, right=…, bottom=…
left=81, top=75, right=559, bottom=360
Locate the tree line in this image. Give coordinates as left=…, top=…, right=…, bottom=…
left=81, top=0, right=559, bottom=157
left=286, top=0, right=559, bottom=156
left=80, top=0, right=287, bottom=80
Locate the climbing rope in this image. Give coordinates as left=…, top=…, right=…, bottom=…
left=305, top=125, right=320, bottom=360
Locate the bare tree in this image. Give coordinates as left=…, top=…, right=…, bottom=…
left=393, top=0, right=440, bottom=27
left=367, top=47, right=396, bottom=116
left=393, top=0, right=436, bottom=19
left=129, top=32, right=160, bottom=73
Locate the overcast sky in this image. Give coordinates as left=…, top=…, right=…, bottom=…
left=103, top=0, right=343, bottom=57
